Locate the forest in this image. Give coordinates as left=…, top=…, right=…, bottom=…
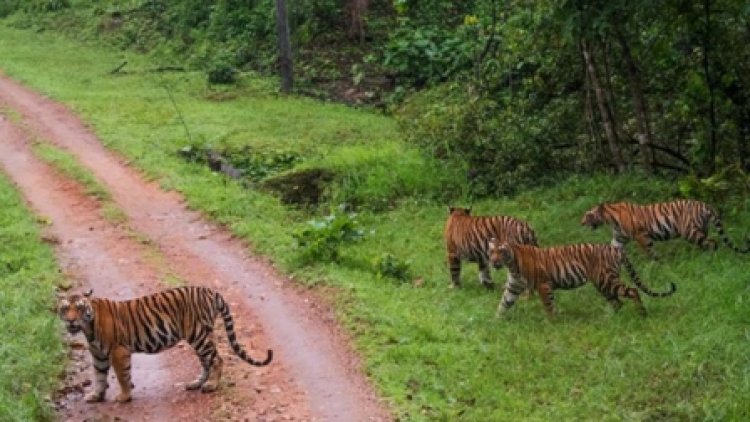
left=0, top=1, right=749, bottom=420
left=3, top=0, right=749, bottom=199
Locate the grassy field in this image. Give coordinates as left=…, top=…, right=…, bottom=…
left=1, top=24, right=748, bottom=420
left=0, top=166, right=65, bottom=421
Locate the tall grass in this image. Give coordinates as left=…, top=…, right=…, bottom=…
left=0, top=172, right=65, bottom=421
left=0, top=24, right=748, bottom=420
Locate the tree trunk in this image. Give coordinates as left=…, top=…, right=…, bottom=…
left=581, top=39, right=626, bottom=172
left=275, top=0, right=293, bottom=93
left=616, top=29, right=655, bottom=174
left=345, top=0, right=369, bottom=43
left=702, top=0, right=717, bottom=174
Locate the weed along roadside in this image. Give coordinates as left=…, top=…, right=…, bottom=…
left=1, top=22, right=749, bottom=421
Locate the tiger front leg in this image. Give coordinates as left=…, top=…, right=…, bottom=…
left=111, top=346, right=134, bottom=403
left=496, top=274, right=525, bottom=317
left=477, top=259, right=495, bottom=289
left=85, top=350, right=110, bottom=402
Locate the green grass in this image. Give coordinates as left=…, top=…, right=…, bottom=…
left=0, top=173, right=65, bottom=421
left=31, top=142, right=127, bottom=225
left=1, top=24, right=748, bottom=420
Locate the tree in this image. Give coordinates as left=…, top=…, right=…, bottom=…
left=275, top=0, right=293, bottom=93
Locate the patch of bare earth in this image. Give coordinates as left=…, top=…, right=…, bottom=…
left=0, top=75, right=391, bottom=422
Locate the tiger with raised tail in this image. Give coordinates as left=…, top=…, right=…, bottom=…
left=581, top=199, right=750, bottom=258
left=57, top=286, right=273, bottom=403
left=488, top=239, right=675, bottom=318
left=444, top=207, right=537, bottom=289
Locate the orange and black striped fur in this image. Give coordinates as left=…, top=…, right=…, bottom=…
left=57, top=286, right=272, bottom=403
left=444, top=207, right=537, bottom=289
left=488, top=240, right=675, bottom=318
left=581, top=199, right=750, bottom=258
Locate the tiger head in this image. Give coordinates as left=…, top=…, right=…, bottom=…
left=57, top=289, right=95, bottom=335
left=488, top=238, right=513, bottom=269
left=448, top=206, right=471, bottom=216
left=581, top=204, right=605, bottom=230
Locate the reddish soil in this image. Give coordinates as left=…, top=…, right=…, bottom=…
left=0, top=75, right=391, bottom=422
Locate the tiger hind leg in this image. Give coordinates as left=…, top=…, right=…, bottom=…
left=600, top=276, right=646, bottom=316
left=447, top=253, right=462, bottom=288
left=186, top=328, right=222, bottom=393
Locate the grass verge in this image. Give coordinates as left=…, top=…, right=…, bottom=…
left=32, top=142, right=127, bottom=225
left=0, top=24, right=748, bottom=420
left=0, top=172, right=65, bottom=421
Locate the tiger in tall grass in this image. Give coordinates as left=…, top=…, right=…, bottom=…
left=57, top=286, right=273, bottom=403
left=444, top=207, right=537, bottom=289
left=488, top=239, right=676, bottom=318
left=581, top=199, right=750, bottom=258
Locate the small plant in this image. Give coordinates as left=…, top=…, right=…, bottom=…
left=206, top=49, right=238, bottom=85
left=372, top=252, right=411, bottom=282
left=678, top=164, right=750, bottom=206
left=293, top=212, right=364, bottom=264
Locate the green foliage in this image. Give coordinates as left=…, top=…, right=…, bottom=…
left=396, top=81, right=579, bottom=196
left=678, top=164, right=750, bottom=205
left=383, top=24, right=476, bottom=87
left=206, top=49, right=238, bottom=84
left=293, top=212, right=365, bottom=264
left=372, top=252, right=411, bottom=282
left=0, top=174, right=64, bottom=421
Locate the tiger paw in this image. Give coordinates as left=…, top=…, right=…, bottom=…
left=185, top=380, right=203, bottom=390
left=114, top=392, right=132, bottom=403
left=200, top=382, right=218, bottom=393
left=84, top=391, right=105, bottom=403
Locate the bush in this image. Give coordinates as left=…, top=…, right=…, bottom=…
left=293, top=211, right=365, bottom=264
left=372, top=252, right=411, bottom=282
left=396, top=81, right=579, bottom=197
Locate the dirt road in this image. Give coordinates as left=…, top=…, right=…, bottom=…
left=0, top=75, right=391, bottom=421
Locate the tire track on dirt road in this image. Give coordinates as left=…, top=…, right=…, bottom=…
left=0, top=75, right=391, bottom=421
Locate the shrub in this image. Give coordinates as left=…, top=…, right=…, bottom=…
left=372, top=252, right=411, bottom=282
left=396, top=81, right=579, bottom=197
left=293, top=212, right=365, bottom=264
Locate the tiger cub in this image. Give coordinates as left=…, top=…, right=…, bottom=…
left=444, top=207, right=537, bottom=289
left=581, top=199, right=750, bottom=258
left=57, top=286, right=272, bottom=403
left=488, top=239, right=675, bottom=318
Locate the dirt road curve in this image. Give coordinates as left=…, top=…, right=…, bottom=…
left=0, top=75, right=391, bottom=422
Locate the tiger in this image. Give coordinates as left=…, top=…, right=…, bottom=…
left=488, top=239, right=676, bottom=318
left=56, top=286, right=273, bottom=403
left=444, top=207, right=537, bottom=289
left=581, top=199, right=750, bottom=258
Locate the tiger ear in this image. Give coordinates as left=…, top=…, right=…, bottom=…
left=466, top=207, right=472, bottom=215
left=83, top=289, right=93, bottom=297
left=448, top=206, right=455, bottom=214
